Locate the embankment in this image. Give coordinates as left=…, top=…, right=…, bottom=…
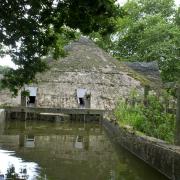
left=103, top=120, right=180, bottom=180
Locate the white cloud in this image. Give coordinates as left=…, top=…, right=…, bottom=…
left=175, top=0, right=180, bottom=5
left=0, top=55, right=17, bottom=69
left=117, top=0, right=180, bottom=6
left=117, top=0, right=127, bottom=5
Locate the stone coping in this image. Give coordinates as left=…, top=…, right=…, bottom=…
left=103, top=119, right=180, bottom=180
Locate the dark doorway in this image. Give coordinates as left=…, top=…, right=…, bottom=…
left=29, top=96, right=36, bottom=104
left=79, top=98, right=85, bottom=106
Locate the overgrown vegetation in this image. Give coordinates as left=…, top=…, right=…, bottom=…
left=91, top=0, right=180, bottom=82
left=114, top=90, right=175, bottom=143
left=0, top=0, right=120, bottom=95
left=0, top=65, right=9, bottom=74
left=0, top=65, right=10, bottom=90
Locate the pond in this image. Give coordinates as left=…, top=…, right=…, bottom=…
left=0, top=117, right=168, bottom=180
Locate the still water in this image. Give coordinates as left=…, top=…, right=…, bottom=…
left=0, top=118, right=168, bottom=180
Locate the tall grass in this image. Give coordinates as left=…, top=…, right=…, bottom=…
left=114, top=94, right=175, bottom=143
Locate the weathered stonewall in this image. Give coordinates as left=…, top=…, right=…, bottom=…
left=103, top=120, right=180, bottom=180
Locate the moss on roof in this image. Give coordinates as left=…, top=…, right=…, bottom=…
left=43, top=37, right=161, bottom=87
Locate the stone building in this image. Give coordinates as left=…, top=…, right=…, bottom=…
left=0, top=37, right=160, bottom=110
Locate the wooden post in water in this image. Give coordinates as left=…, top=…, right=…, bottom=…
left=175, top=83, right=180, bottom=145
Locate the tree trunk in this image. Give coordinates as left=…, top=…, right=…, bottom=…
left=175, top=83, right=180, bottom=145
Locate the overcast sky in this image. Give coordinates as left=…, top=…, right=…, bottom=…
left=0, top=0, right=180, bottom=68
left=118, top=0, right=179, bottom=5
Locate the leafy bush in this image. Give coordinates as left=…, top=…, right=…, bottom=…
left=0, top=65, right=10, bottom=90
left=115, top=94, right=175, bottom=143
left=0, top=65, right=10, bottom=74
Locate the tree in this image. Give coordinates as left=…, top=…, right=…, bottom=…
left=0, top=65, right=10, bottom=74
left=91, top=0, right=180, bottom=145
left=92, top=0, right=180, bottom=82
left=0, top=65, right=10, bottom=89
left=107, top=0, right=180, bottom=144
left=0, top=0, right=120, bottom=94
left=175, top=6, right=180, bottom=25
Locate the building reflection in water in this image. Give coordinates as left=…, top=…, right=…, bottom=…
left=0, top=120, right=117, bottom=180
left=74, top=136, right=84, bottom=149
left=25, top=135, right=35, bottom=148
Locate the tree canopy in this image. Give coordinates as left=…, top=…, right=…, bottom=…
left=1, top=0, right=180, bottom=94
left=92, top=0, right=180, bottom=82
left=0, top=65, right=9, bottom=74
left=0, top=0, right=120, bottom=94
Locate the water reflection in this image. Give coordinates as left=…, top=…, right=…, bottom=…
left=24, top=135, right=35, bottom=148
left=0, top=109, right=5, bottom=135
left=0, top=150, right=39, bottom=179
left=0, top=119, right=168, bottom=180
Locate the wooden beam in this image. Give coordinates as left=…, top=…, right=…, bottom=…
left=4, top=107, right=106, bottom=115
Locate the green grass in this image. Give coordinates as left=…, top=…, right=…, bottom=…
left=114, top=95, right=175, bottom=143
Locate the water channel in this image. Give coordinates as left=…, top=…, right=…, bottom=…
left=0, top=114, right=168, bottom=180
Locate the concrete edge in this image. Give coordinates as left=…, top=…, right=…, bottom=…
left=103, top=119, right=180, bottom=180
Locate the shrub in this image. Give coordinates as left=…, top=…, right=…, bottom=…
left=114, top=93, right=175, bottom=143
